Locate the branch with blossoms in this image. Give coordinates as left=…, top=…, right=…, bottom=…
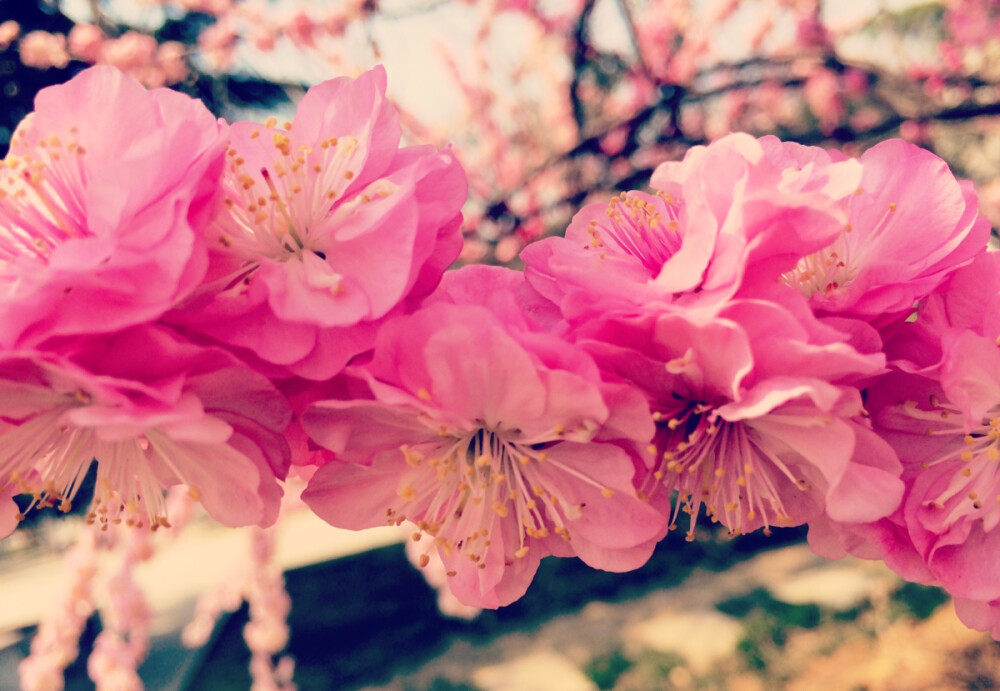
left=2, top=60, right=1000, bottom=689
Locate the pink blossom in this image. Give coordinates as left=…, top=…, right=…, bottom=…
left=157, top=41, right=189, bottom=85
left=68, top=23, right=105, bottom=63
left=819, top=254, right=1000, bottom=639
left=88, top=526, right=155, bottom=690
left=0, top=326, right=290, bottom=531
left=405, top=533, right=482, bottom=619
left=0, top=20, right=20, bottom=50
left=301, top=266, right=666, bottom=608
left=782, top=139, right=989, bottom=327
left=19, top=527, right=98, bottom=691
left=0, top=66, right=225, bottom=349
left=18, top=30, right=70, bottom=70
left=521, top=133, right=860, bottom=323
left=803, top=68, right=843, bottom=134
left=98, top=31, right=158, bottom=73
left=575, top=303, right=901, bottom=540
left=198, top=20, right=238, bottom=71
left=284, top=11, right=316, bottom=48
left=169, top=66, right=467, bottom=379
left=954, top=598, right=1000, bottom=640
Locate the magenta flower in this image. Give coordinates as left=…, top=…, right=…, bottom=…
left=0, top=326, right=291, bottom=531
left=170, top=66, right=467, bottom=379
left=575, top=300, right=901, bottom=541
left=301, top=267, right=665, bottom=608
left=0, top=66, right=225, bottom=348
left=820, top=254, right=1000, bottom=639
left=782, top=139, right=989, bottom=326
left=520, top=133, right=858, bottom=322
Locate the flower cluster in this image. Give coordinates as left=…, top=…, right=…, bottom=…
left=0, top=64, right=463, bottom=540
left=2, top=65, right=999, bottom=643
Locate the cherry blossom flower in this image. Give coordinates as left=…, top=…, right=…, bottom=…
left=301, top=266, right=665, bottom=608
left=169, top=66, right=466, bottom=379
left=19, top=527, right=98, bottom=691
left=521, top=133, right=860, bottom=323
left=0, top=20, right=19, bottom=51
left=0, top=66, right=225, bottom=349
left=18, top=30, right=70, bottom=70
left=67, top=23, right=104, bottom=63
left=825, top=253, right=1000, bottom=639
left=574, top=298, right=901, bottom=541
left=782, top=139, right=989, bottom=327
left=405, top=533, right=482, bottom=619
left=0, top=326, right=290, bottom=532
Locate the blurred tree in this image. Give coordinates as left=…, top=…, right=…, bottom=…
left=2, top=1, right=999, bottom=263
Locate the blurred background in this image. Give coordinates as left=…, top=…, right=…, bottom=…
left=0, top=0, right=999, bottom=689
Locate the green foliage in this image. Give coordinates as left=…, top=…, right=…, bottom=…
left=718, top=587, right=823, bottom=674
left=891, top=582, right=949, bottom=620
left=584, top=648, right=634, bottom=690
left=715, top=587, right=821, bottom=629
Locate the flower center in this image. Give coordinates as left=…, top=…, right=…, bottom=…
left=0, top=397, right=200, bottom=532
left=215, top=117, right=364, bottom=263
left=647, top=405, right=811, bottom=540
left=782, top=197, right=899, bottom=299
left=892, top=398, right=1000, bottom=531
left=0, top=127, right=88, bottom=265
left=584, top=191, right=683, bottom=273
left=390, top=423, right=615, bottom=573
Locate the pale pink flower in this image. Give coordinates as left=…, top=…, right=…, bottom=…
left=98, top=31, right=158, bottom=73
left=19, top=527, right=98, bottom=691
left=782, top=139, right=989, bottom=327
left=89, top=526, right=154, bottom=691
left=0, top=326, right=290, bottom=531
left=803, top=68, right=844, bottom=134
left=156, top=41, right=189, bottom=85
left=0, top=20, right=20, bottom=51
left=284, top=11, right=316, bottom=48
left=0, top=66, right=225, bottom=349
left=18, top=30, right=70, bottom=70
left=954, top=598, right=1000, bottom=640
left=521, top=133, right=860, bottom=323
left=170, top=66, right=466, bottom=379
left=68, top=23, right=105, bottom=63
left=198, top=20, right=238, bottom=71
left=302, top=267, right=665, bottom=608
